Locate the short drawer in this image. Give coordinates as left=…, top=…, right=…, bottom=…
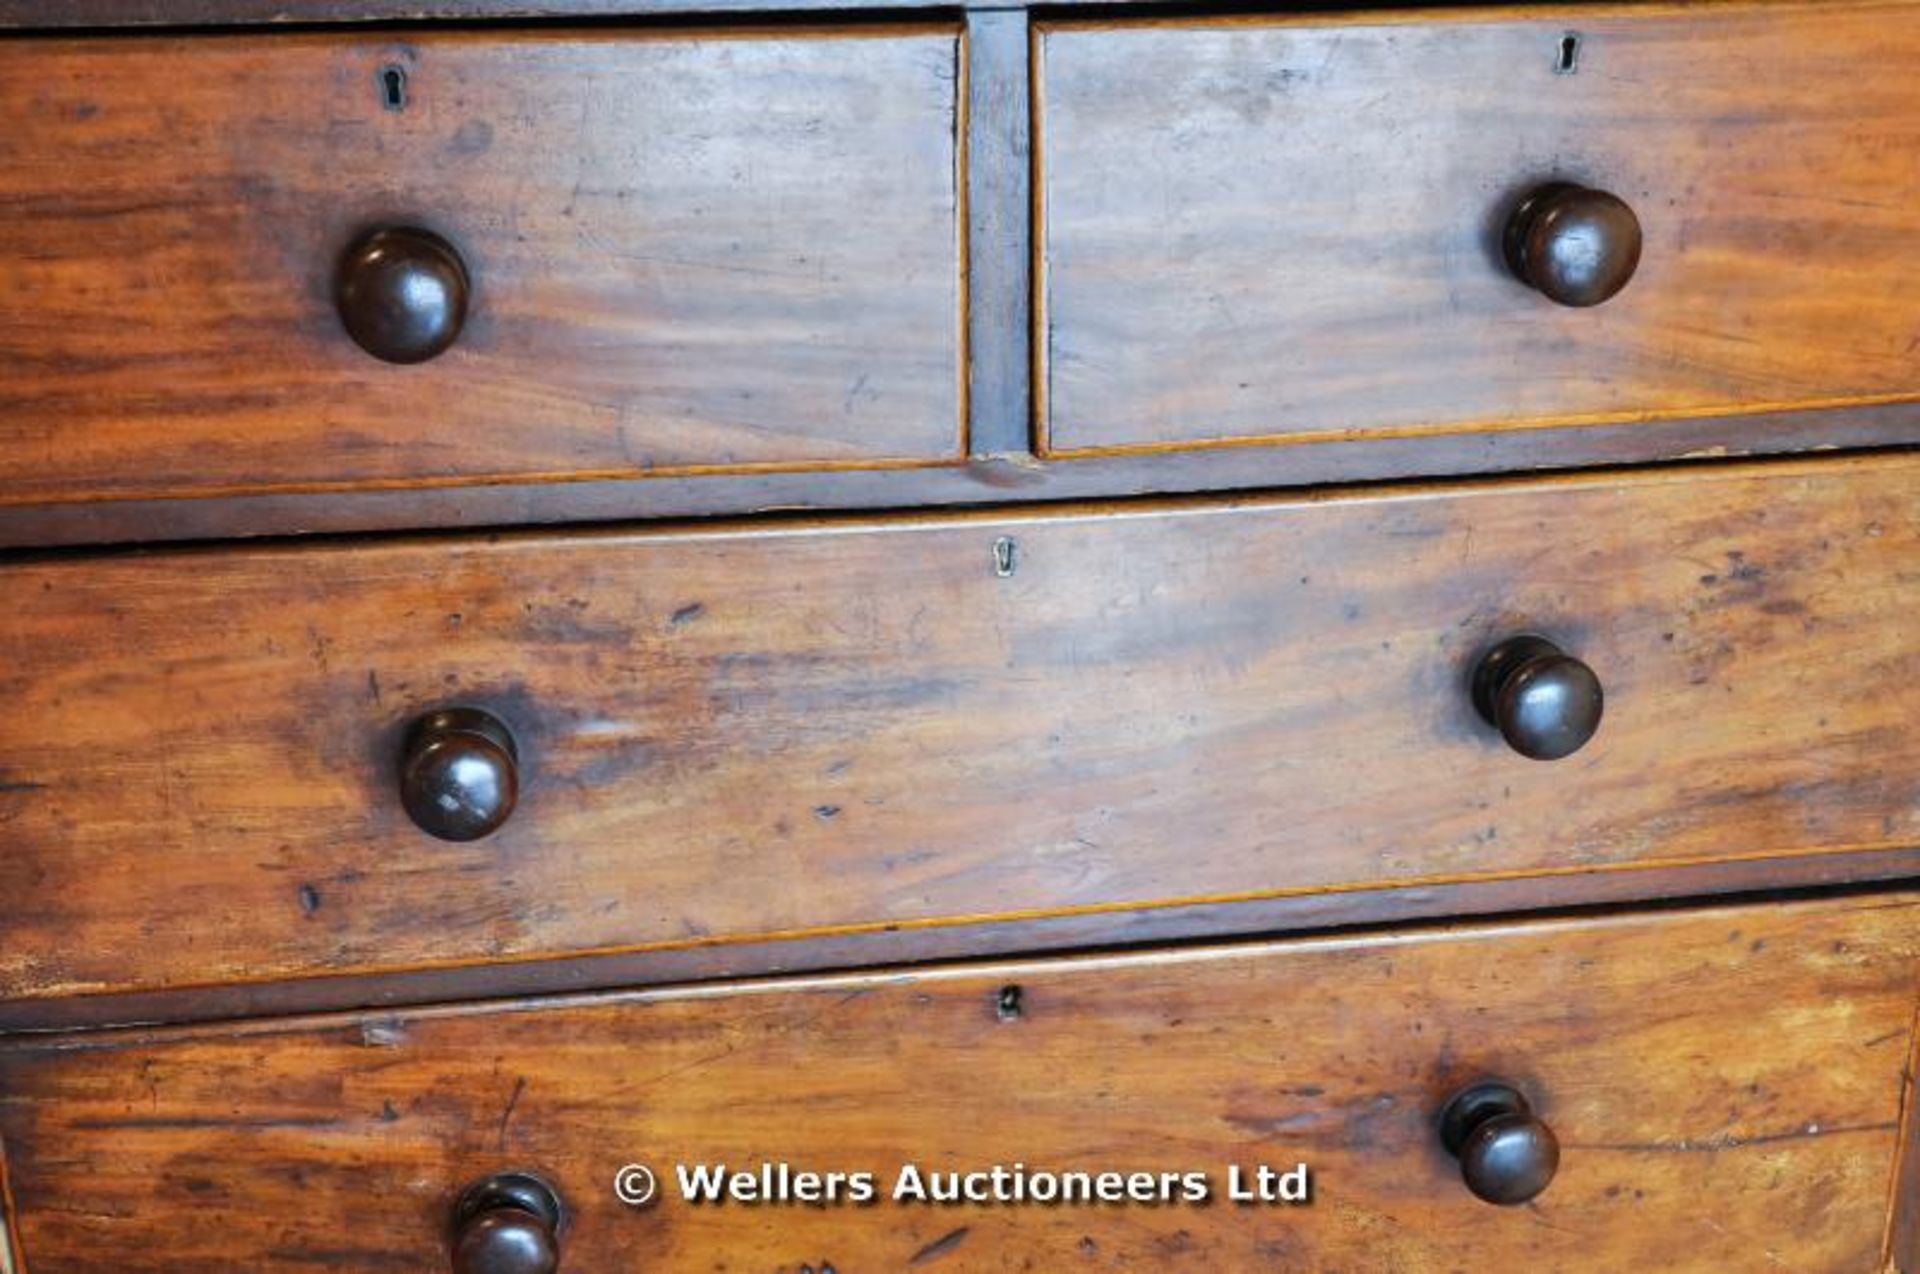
left=3, top=893, right=1917, bottom=1269
left=1038, top=1, right=1920, bottom=456
left=5, top=455, right=1920, bottom=1009
left=0, top=26, right=962, bottom=506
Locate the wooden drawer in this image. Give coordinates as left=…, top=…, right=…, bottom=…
left=6, top=454, right=1920, bottom=1014
left=1037, top=1, right=1920, bottom=456
left=3, top=893, right=1917, bottom=1270
left=0, top=26, right=962, bottom=507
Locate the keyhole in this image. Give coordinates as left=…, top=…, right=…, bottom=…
left=1554, top=32, right=1581, bottom=75
left=380, top=64, right=409, bottom=111
left=996, top=984, right=1025, bottom=1021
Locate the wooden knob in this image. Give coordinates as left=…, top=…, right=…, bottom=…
left=1471, top=635, right=1603, bottom=761
left=1439, top=1080, right=1560, bottom=1206
left=1503, top=183, right=1642, bottom=307
left=400, top=708, right=519, bottom=842
left=336, top=226, right=470, bottom=363
left=452, top=1173, right=562, bottom=1274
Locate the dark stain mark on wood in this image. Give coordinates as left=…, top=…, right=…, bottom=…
left=670, top=601, right=706, bottom=626
left=813, top=804, right=842, bottom=821
left=297, top=884, right=322, bottom=916
left=909, top=1227, right=970, bottom=1265
left=448, top=119, right=493, bottom=155
left=1153, top=1229, right=1197, bottom=1258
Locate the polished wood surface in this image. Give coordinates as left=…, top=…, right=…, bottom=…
left=6, top=454, right=1920, bottom=1004
left=1038, top=2, right=1920, bottom=455
left=0, top=26, right=963, bottom=507
left=1, top=893, right=1914, bottom=1270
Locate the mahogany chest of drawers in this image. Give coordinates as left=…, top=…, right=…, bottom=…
left=5, top=1, right=1920, bottom=1269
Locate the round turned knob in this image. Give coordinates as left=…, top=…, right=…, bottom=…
left=335, top=226, right=470, bottom=363
left=400, top=708, right=519, bottom=842
left=1439, top=1080, right=1560, bottom=1206
left=452, top=1173, right=563, bottom=1274
left=1503, top=183, right=1642, bottom=307
left=1471, top=634, right=1604, bottom=761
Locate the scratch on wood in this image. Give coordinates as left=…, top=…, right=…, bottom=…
left=68, top=1115, right=342, bottom=1131
left=909, top=1226, right=970, bottom=1265
left=497, top=1075, right=527, bottom=1151
left=1570, top=1119, right=1897, bottom=1154
left=359, top=1019, right=407, bottom=1048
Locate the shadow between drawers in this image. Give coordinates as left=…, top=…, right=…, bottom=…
left=5, top=845, right=1920, bottom=1037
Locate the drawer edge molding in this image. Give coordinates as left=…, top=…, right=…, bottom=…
left=6, top=846, right=1920, bottom=1036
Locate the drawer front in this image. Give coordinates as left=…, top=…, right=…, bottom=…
left=0, top=27, right=962, bottom=505
left=1038, top=2, right=1920, bottom=455
left=3, top=894, right=1916, bottom=1270
left=5, top=455, right=1920, bottom=1004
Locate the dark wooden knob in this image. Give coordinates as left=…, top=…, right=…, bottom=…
left=452, top=1173, right=562, bottom=1274
left=400, top=708, right=519, bottom=842
left=1471, top=634, right=1604, bottom=761
left=1439, top=1080, right=1560, bottom=1206
left=1503, top=183, right=1642, bottom=307
left=336, top=226, right=470, bottom=363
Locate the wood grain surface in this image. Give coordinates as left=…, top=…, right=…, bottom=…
left=2, top=893, right=1916, bottom=1270
left=5, top=454, right=1920, bottom=1004
left=0, top=26, right=964, bottom=505
left=1038, top=1, right=1920, bottom=454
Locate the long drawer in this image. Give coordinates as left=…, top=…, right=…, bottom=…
left=4, top=455, right=1920, bottom=1008
left=0, top=25, right=963, bottom=507
left=1037, top=1, right=1920, bottom=456
left=3, top=893, right=1916, bottom=1269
